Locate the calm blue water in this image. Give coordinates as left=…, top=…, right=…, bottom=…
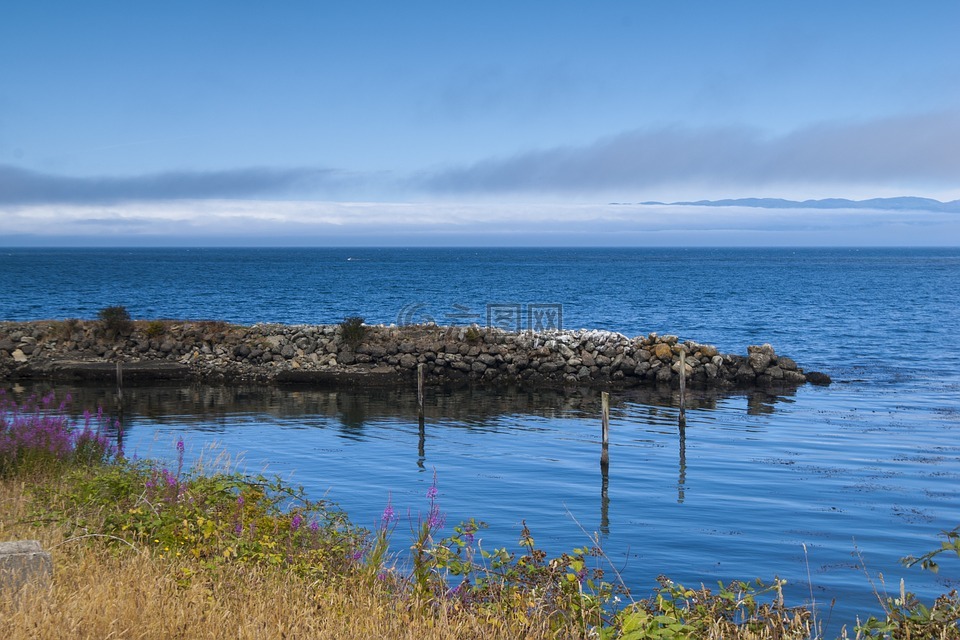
left=3, top=247, right=960, bottom=633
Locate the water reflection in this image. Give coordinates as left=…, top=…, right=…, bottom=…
left=678, top=423, right=687, bottom=504
left=5, top=381, right=801, bottom=433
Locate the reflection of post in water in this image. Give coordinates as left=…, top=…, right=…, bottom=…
left=417, top=417, right=426, bottom=470
left=600, top=391, right=610, bottom=534
left=600, top=456, right=610, bottom=535
left=417, top=364, right=426, bottom=470
left=115, top=362, right=125, bottom=452
left=677, top=422, right=686, bottom=504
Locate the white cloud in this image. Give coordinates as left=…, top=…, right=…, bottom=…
left=2, top=199, right=958, bottom=246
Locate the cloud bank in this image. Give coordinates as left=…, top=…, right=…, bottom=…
left=4, top=110, right=960, bottom=207
left=419, top=110, right=960, bottom=194
left=0, top=165, right=353, bottom=205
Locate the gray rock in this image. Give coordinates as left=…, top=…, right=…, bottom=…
left=778, top=356, right=798, bottom=371
left=477, top=353, right=497, bottom=366
left=0, top=540, right=52, bottom=592
left=784, top=370, right=807, bottom=384
left=748, top=350, right=771, bottom=373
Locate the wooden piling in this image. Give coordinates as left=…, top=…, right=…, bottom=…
left=600, top=391, right=610, bottom=465
left=115, top=361, right=124, bottom=411
left=678, top=350, right=686, bottom=427
left=417, top=363, right=425, bottom=418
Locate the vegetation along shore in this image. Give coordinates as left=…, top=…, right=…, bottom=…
left=0, top=307, right=831, bottom=389
left=2, top=391, right=959, bottom=638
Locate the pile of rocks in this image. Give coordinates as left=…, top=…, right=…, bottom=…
left=0, top=320, right=830, bottom=388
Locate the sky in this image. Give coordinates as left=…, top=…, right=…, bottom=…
left=1, top=1, right=959, bottom=246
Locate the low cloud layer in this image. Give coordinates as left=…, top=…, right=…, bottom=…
left=2, top=200, right=957, bottom=247
left=3, top=110, right=959, bottom=206
left=419, top=110, right=960, bottom=194
left=0, top=165, right=351, bottom=205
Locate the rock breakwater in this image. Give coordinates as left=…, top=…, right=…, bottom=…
left=0, top=320, right=830, bottom=389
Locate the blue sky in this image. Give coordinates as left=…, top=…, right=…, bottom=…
left=2, top=1, right=959, bottom=245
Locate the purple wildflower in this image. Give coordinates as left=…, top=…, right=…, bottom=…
left=381, top=501, right=396, bottom=525
left=308, top=521, right=320, bottom=533
left=237, top=495, right=245, bottom=507
left=427, top=508, right=446, bottom=530
left=234, top=522, right=243, bottom=535
left=291, top=513, right=304, bottom=531
left=176, top=438, right=185, bottom=454
left=426, top=485, right=438, bottom=500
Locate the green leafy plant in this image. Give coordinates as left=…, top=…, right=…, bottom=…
left=39, top=441, right=363, bottom=580
left=98, top=305, right=134, bottom=338
left=339, top=316, right=366, bottom=348
left=465, top=325, right=482, bottom=343
left=143, top=320, right=168, bottom=339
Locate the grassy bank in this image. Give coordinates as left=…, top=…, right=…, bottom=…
left=1, top=392, right=958, bottom=639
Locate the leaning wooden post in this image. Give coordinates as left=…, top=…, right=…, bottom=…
left=600, top=391, right=610, bottom=466
left=678, top=349, right=686, bottom=427
left=115, top=361, right=124, bottom=411
left=417, top=363, right=425, bottom=423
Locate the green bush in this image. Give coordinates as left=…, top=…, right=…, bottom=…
left=98, top=306, right=133, bottom=338
left=143, top=320, right=167, bottom=338
left=340, top=316, right=366, bottom=348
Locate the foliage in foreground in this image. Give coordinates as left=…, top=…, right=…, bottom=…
left=2, top=392, right=959, bottom=639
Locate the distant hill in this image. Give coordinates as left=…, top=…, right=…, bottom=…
left=633, top=197, right=960, bottom=213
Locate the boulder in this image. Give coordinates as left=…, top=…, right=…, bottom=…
left=0, top=540, right=52, bottom=592
left=653, top=343, right=673, bottom=360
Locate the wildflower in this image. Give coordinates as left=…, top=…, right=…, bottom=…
left=176, top=438, right=185, bottom=454
left=236, top=496, right=245, bottom=507
left=234, top=522, right=243, bottom=535
left=426, top=485, right=438, bottom=500
left=308, top=521, right=320, bottom=534
left=381, top=501, right=396, bottom=525
left=427, top=508, right=446, bottom=530
left=291, top=513, right=304, bottom=531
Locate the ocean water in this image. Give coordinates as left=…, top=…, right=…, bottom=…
left=3, top=247, right=960, bottom=632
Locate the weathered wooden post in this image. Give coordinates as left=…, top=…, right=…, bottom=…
left=115, top=361, right=124, bottom=410
left=417, top=363, right=425, bottom=423
left=600, top=391, right=610, bottom=466
left=600, top=390, right=610, bottom=532
left=678, top=349, right=686, bottom=427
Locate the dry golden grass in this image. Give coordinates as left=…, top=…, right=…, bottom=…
left=0, top=476, right=571, bottom=640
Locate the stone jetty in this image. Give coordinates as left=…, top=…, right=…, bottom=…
left=0, top=319, right=830, bottom=389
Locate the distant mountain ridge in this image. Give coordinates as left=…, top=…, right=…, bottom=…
left=635, top=197, right=960, bottom=213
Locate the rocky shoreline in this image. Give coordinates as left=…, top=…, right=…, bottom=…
left=0, top=319, right=831, bottom=389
